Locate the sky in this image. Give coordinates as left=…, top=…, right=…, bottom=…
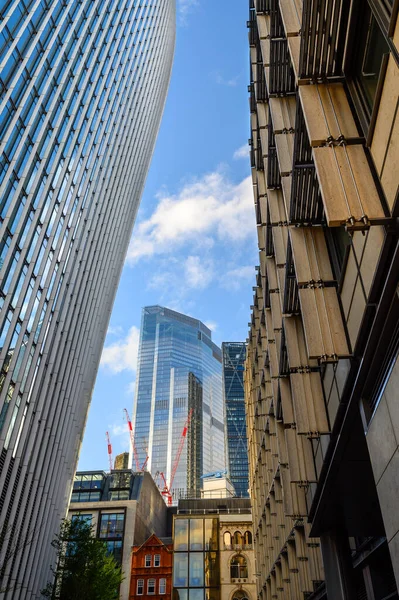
left=78, top=0, right=258, bottom=470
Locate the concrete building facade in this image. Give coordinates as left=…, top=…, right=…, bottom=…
left=0, top=1, right=175, bottom=596
left=69, top=470, right=168, bottom=600
left=245, top=0, right=399, bottom=598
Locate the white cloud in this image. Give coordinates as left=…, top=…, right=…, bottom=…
left=107, top=325, right=123, bottom=336
left=184, top=256, right=214, bottom=289
left=111, top=424, right=129, bottom=437
left=127, top=172, right=254, bottom=263
left=178, top=0, right=198, bottom=23
left=221, top=265, right=255, bottom=291
left=213, top=71, right=239, bottom=87
left=204, top=320, right=218, bottom=331
left=100, top=326, right=140, bottom=374
left=233, top=144, right=249, bottom=160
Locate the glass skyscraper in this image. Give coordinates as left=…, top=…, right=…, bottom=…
left=222, top=342, right=249, bottom=497
left=132, top=306, right=226, bottom=501
left=0, top=1, right=175, bottom=596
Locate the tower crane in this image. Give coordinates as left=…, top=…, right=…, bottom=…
left=123, top=408, right=141, bottom=471
left=159, top=408, right=193, bottom=506
left=105, top=431, right=113, bottom=472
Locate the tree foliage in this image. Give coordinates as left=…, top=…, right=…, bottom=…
left=41, top=518, right=123, bottom=600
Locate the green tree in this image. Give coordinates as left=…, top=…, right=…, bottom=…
left=41, top=517, right=123, bottom=600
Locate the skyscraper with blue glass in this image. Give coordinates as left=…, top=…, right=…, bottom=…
left=0, top=1, right=175, bottom=596
left=222, top=342, right=249, bottom=497
left=132, top=306, right=226, bottom=502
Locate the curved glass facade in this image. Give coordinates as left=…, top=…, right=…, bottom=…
left=133, top=306, right=225, bottom=501
left=222, top=342, right=249, bottom=497
left=0, top=1, right=175, bottom=595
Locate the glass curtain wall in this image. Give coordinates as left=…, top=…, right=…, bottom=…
left=173, top=517, right=220, bottom=600
left=133, top=306, right=225, bottom=501
left=0, top=0, right=175, bottom=594
left=222, top=343, right=249, bottom=497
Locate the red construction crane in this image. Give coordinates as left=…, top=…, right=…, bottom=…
left=159, top=408, right=193, bottom=506
left=123, top=408, right=140, bottom=471
left=105, top=431, right=113, bottom=472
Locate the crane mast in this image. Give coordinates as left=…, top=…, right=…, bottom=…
left=123, top=408, right=140, bottom=471
left=105, top=431, right=113, bottom=472
left=160, top=408, right=193, bottom=506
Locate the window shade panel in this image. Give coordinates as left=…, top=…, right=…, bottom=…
left=273, top=225, right=289, bottom=267
left=279, top=378, right=295, bottom=425
left=277, top=422, right=289, bottom=465
left=268, top=189, right=288, bottom=225
left=283, top=316, right=319, bottom=369
left=257, top=102, right=269, bottom=129
left=290, top=371, right=330, bottom=434
left=281, top=175, right=293, bottom=218
left=299, top=83, right=359, bottom=147
left=266, top=256, right=279, bottom=290
left=269, top=338, right=280, bottom=378
left=280, top=466, right=309, bottom=517
left=287, top=36, right=300, bottom=80
left=299, top=287, right=350, bottom=359
left=270, top=291, right=283, bottom=331
left=285, top=427, right=317, bottom=482
left=269, top=97, right=297, bottom=133
left=279, top=0, right=302, bottom=36
left=257, top=169, right=267, bottom=197
left=266, top=308, right=275, bottom=343
left=289, top=226, right=334, bottom=285
left=275, top=133, right=294, bottom=176
left=313, top=145, right=385, bottom=227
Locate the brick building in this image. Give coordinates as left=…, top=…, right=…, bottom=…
left=130, top=534, right=173, bottom=600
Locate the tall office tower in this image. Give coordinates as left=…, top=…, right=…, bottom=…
left=222, top=342, right=249, bottom=497
left=132, top=306, right=225, bottom=501
left=246, top=0, right=399, bottom=599
left=0, top=1, right=175, bottom=596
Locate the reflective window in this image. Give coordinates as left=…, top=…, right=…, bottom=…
left=350, top=2, right=390, bottom=123
left=189, top=553, right=204, bottom=587
left=154, top=554, right=161, bottom=567
left=99, top=513, right=124, bottom=539
left=175, top=519, right=189, bottom=551
left=137, top=579, right=144, bottom=595
left=230, top=556, right=248, bottom=579
left=148, top=579, right=156, bottom=595
left=145, top=554, right=152, bottom=567
left=160, top=578, right=166, bottom=594
left=174, top=553, right=188, bottom=587
left=106, top=540, right=122, bottom=564
left=190, top=520, right=203, bottom=551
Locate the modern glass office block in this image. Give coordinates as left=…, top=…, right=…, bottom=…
left=222, top=342, right=249, bottom=497
left=133, top=306, right=225, bottom=501
left=0, top=0, right=175, bottom=595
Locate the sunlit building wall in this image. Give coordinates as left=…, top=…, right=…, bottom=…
left=0, top=1, right=175, bottom=596
left=132, top=306, right=225, bottom=501
left=245, top=0, right=399, bottom=598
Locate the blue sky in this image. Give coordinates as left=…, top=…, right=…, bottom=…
left=78, top=0, right=257, bottom=470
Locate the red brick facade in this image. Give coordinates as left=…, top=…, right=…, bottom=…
left=130, top=534, right=173, bottom=600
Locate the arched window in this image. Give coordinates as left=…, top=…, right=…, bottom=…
left=224, top=531, right=232, bottom=547
left=244, top=530, right=252, bottom=546
left=230, top=555, right=248, bottom=579
left=232, top=592, right=249, bottom=600
left=233, top=531, right=242, bottom=546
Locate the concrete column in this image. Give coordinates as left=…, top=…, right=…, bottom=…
left=320, top=530, right=357, bottom=600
